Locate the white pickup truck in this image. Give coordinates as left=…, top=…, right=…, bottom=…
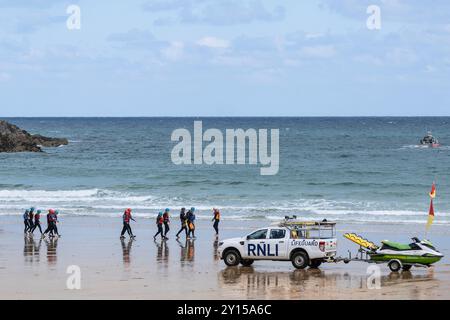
left=218, top=220, right=337, bottom=269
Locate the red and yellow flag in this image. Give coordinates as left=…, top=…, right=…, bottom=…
left=427, top=199, right=435, bottom=230
left=429, top=183, right=436, bottom=199
left=426, top=183, right=436, bottom=230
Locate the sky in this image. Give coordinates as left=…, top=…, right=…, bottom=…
left=1, top=0, right=450, bottom=117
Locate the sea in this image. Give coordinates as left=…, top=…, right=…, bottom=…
left=1, top=117, right=450, bottom=226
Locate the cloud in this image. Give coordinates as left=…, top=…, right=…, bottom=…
left=300, top=45, right=336, bottom=59
left=320, top=0, right=450, bottom=24
left=0, top=0, right=66, bottom=9
left=196, top=36, right=230, bottom=49
left=143, top=0, right=285, bottom=26
left=107, top=29, right=168, bottom=50
left=0, top=72, right=11, bottom=81
left=0, top=1, right=77, bottom=34
left=142, top=0, right=195, bottom=12
left=161, top=41, right=184, bottom=60
left=13, top=13, right=66, bottom=33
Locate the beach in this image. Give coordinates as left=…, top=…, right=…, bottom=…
left=1, top=215, right=449, bottom=300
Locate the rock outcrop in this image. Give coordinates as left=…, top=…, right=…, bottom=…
left=0, top=120, right=68, bottom=153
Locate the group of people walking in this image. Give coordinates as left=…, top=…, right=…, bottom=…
left=23, top=207, right=61, bottom=238
left=22, top=206, right=220, bottom=241
left=119, top=207, right=221, bottom=240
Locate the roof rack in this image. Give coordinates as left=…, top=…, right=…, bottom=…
left=279, top=220, right=336, bottom=227
left=278, top=217, right=336, bottom=228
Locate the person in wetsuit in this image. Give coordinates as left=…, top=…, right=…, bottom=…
left=51, top=210, right=61, bottom=237
left=30, top=210, right=43, bottom=235
left=186, top=207, right=196, bottom=239
left=120, top=208, right=135, bottom=239
left=27, top=207, right=35, bottom=232
left=23, top=209, right=30, bottom=234
left=43, top=209, right=57, bottom=237
left=176, top=208, right=188, bottom=239
left=163, top=208, right=170, bottom=239
left=154, top=212, right=165, bottom=240
left=212, top=208, right=220, bottom=235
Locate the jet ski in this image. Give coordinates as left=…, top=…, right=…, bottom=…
left=344, top=234, right=443, bottom=272
left=420, top=131, right=440, bottom=147
left=369, top=237, right=443, bottom=270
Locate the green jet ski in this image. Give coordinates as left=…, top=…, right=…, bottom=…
left=344, top=234, right=443, bottom=272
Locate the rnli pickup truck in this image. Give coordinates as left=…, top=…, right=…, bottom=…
left=218, top=220, right=337, bottom=269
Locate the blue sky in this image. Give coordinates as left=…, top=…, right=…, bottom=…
left=1, top=0, right=450, bottom=116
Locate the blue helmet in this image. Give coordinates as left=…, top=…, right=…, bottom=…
left=191, top=207, right=195, bottom=212
left=55, top=210, right=59, bottom=215
left=165, top=208, right=170, bottom=212
left=158, top=211, right=163, bottom=216
left=37, top=210, right=41, bottom=214
left=30, top=207, right=35, bottom=212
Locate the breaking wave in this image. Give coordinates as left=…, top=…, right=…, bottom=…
left=0, top=188, right=449, bottom=225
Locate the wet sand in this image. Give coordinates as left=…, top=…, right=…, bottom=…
left=0, top=216, right=449, bottom=299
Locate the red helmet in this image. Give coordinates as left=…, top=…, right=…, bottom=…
left=48, top=209, right=55, bottom=214
left=125, top=208, right=132, bottom=213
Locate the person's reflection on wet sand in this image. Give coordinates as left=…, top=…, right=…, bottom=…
left=23, top=237, right=42, bottom=264
left=213, top=238, right=219, bottom=261
left=177, top=239, right=187, bottom=263
left=154, top=239, right=169, bottom=263
left=121, top=238, right=134, bottom=268
left=44, top=237, right=58, bottom=266
left=33, top=238, right=42, bottom=263
left=23, top=236, right=34, bottom=264
left=186, top=239, right=195, bottom=262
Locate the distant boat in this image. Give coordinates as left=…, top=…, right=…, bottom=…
left=420, top=131, right=440, bottom=148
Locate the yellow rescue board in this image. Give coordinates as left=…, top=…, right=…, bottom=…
left=344, top=233, right=379, bottom=250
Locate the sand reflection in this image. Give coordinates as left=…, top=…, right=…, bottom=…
left=154, top=239, right=169, bottom=264
left=23, top=237, right=42, bottom=264
left=44, top=238, right=58, bottom=266
left=121, top=238, right=134, bottom=268
left=218, top=266, right=437, bottom=299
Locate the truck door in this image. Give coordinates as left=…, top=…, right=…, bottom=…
left=266, top=228, right=288, bottom=260
left=242, top=229, right=268, bottom=259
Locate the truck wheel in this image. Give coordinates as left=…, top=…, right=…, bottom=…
left=402, top=265, right=412, bottom=271
left=388, top=260, right=401, bottom=272
left=224, top=250, right=240, bottom=267
left=291, top=251, right=309, bottom=269
left=309, top=259, right=322, bottom=269
left=241, top=259, right=254, bottom=267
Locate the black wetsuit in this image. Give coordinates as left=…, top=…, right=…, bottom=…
left=120, top=212, right=134, bottom=237
left=186, top=211, right=196, bottom=238
left=163, top=213, right=170, bottom=236
left=44, top=213, right=58, bottom=236
left=212, top=211, right=220, bottom=235
left=31, top=214, right=43, bottom=234
left=154, top=216, right=164, bottom=239
left=23, top=212, right=29, bottom=233
left=176, top=211, right=188, bottom=237
left=27, top=211, right=35, bottom=232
